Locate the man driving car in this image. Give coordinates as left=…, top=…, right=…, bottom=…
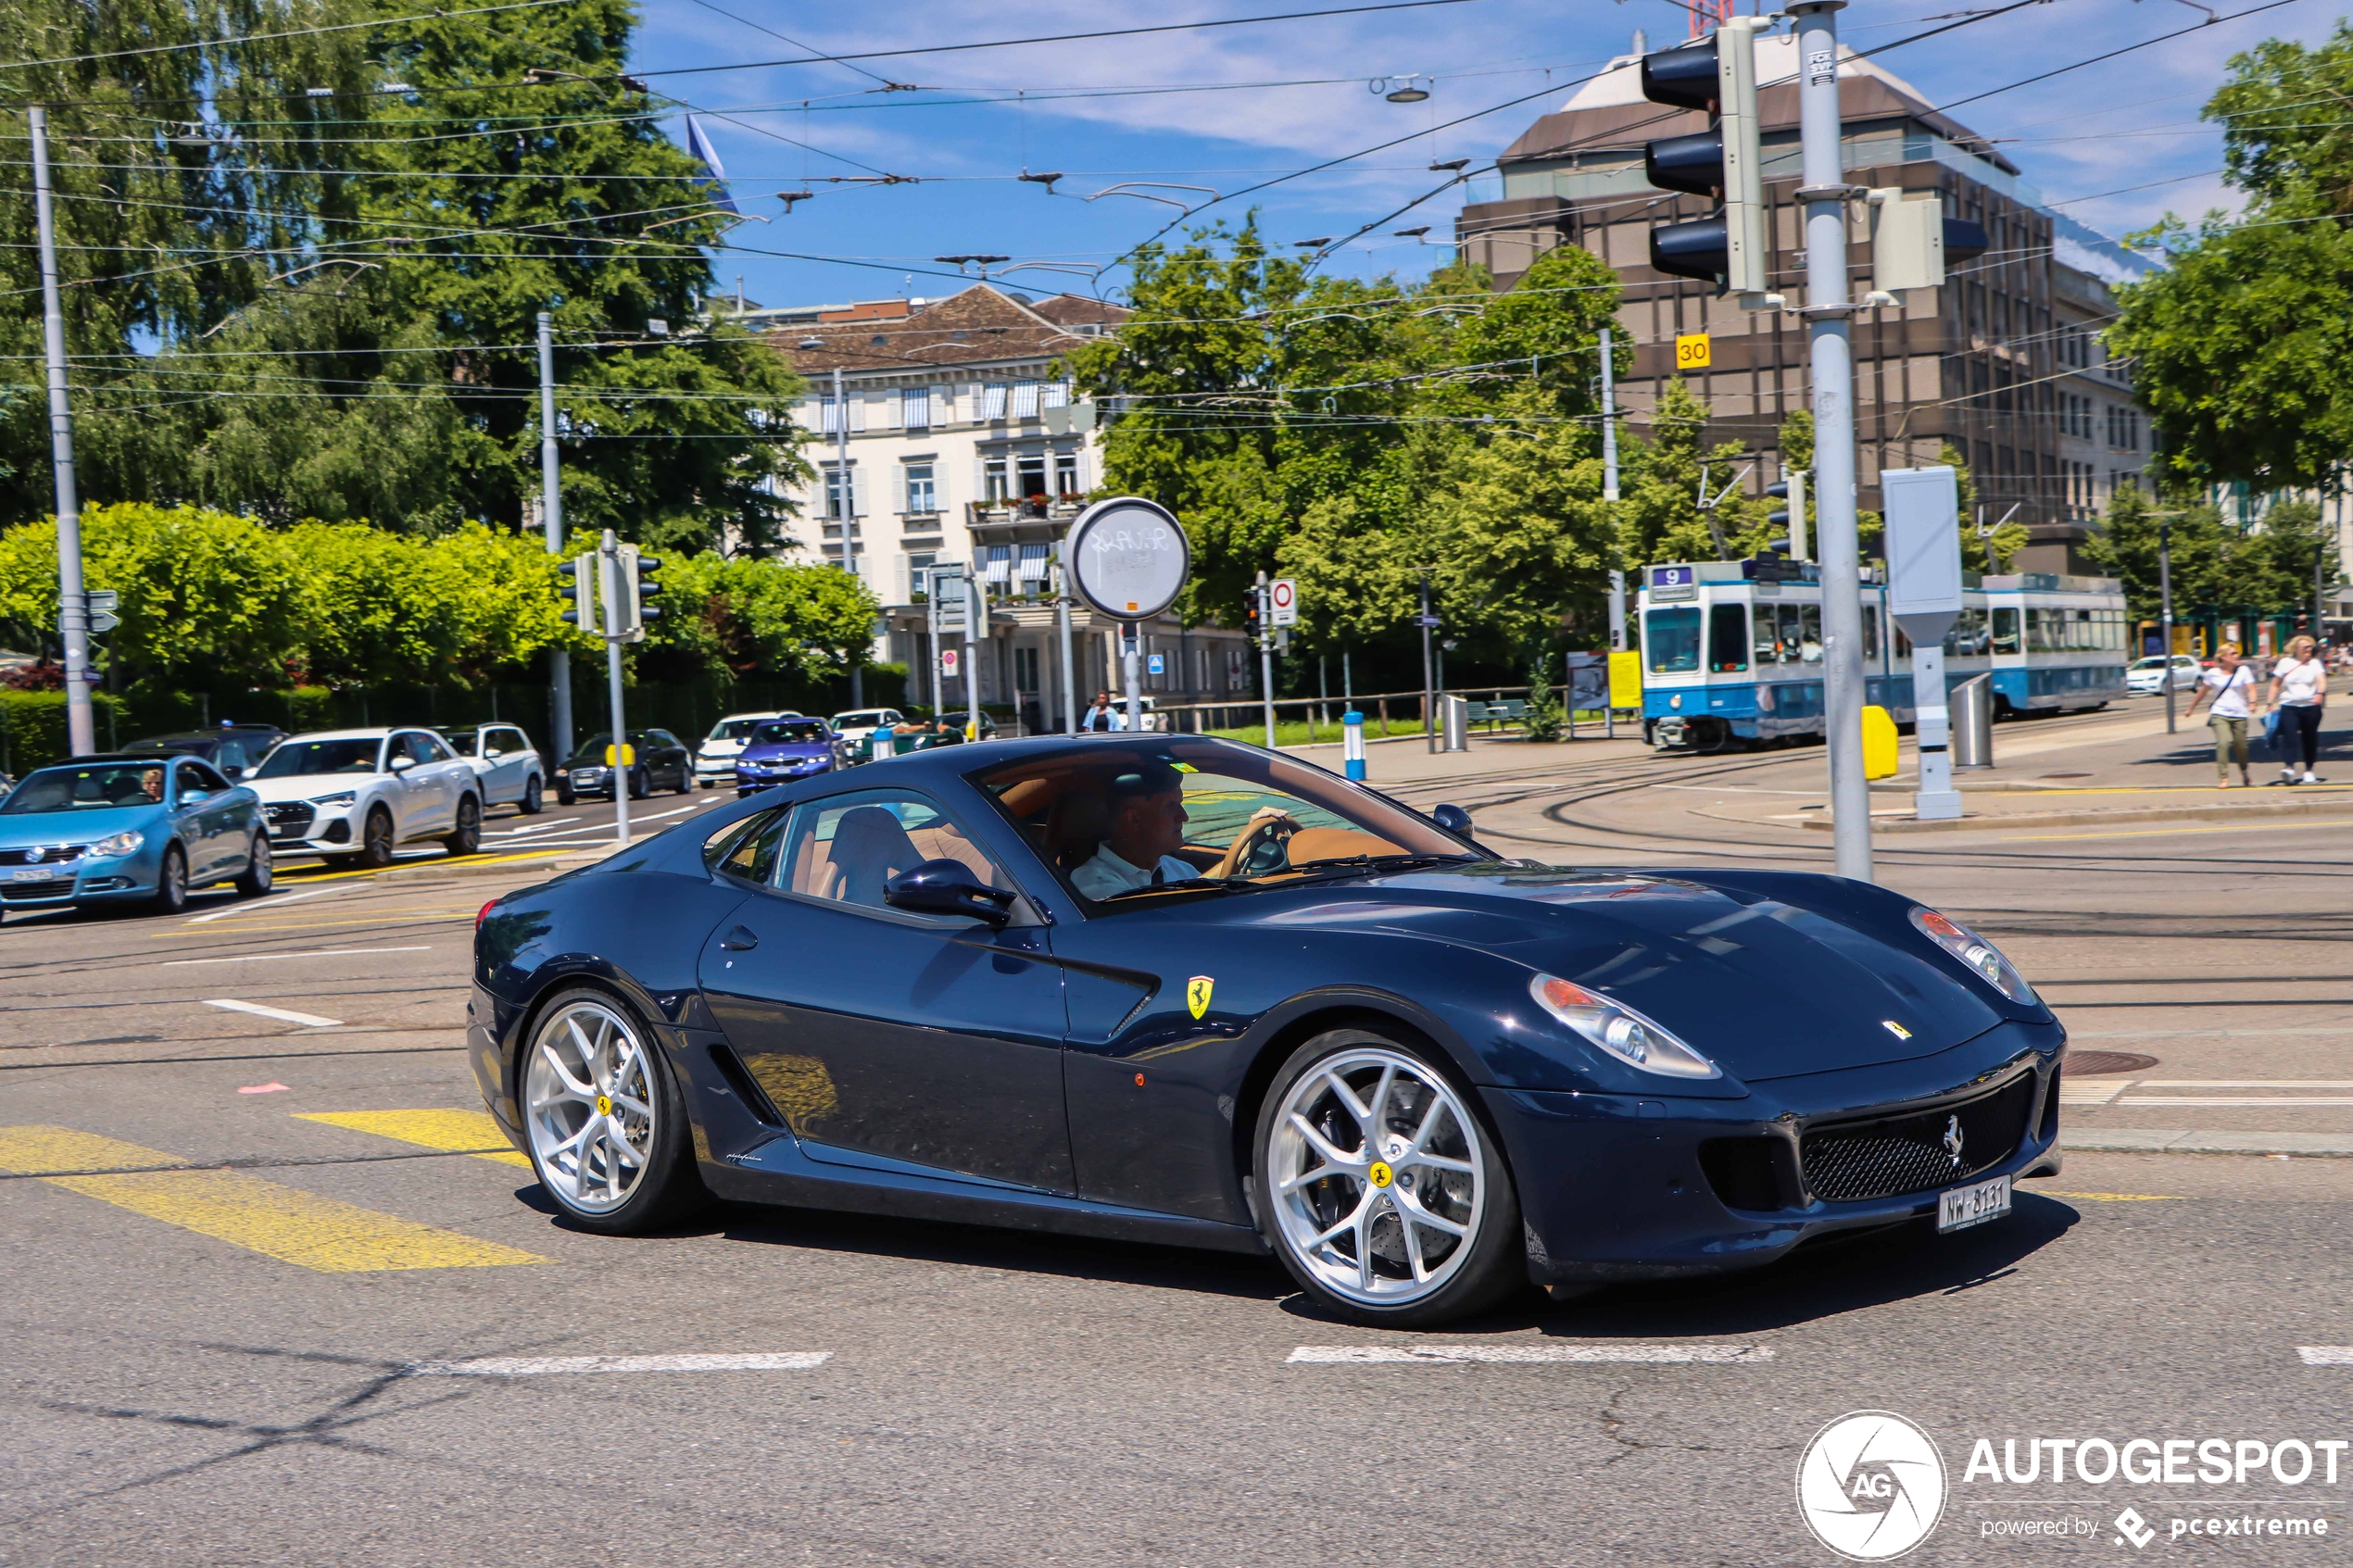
left=1070, top=763, right=1201, bottom=898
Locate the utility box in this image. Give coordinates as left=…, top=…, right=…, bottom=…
left=1862, top=705, right=1899, bottom=781
left=1868, top=190, right=1945, bottom=295
left=1883, top=466, right=1965, bottom=820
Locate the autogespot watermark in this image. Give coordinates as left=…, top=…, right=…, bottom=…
left=1796, top=1414, right=2345, bottom=1558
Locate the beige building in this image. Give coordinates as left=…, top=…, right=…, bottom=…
left=765, top=285, right=1255, bottom=730
left=1454, top=35, right=2161, bottom=574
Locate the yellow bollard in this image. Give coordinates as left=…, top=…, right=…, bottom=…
left=1862, top=705, right=1898, bottom=780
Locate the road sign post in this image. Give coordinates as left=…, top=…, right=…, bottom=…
left=1061, top=497, right=1190, bottom=735
left=596, top=530, right=633, bottom=848
left=1885, top=466, right=1966, bottom=822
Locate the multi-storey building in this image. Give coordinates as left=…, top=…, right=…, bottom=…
left=767, top=284, right=1255, bottom=730
left=1454, top=35, right=2160, bottom=574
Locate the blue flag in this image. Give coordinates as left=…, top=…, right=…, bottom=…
left=681, top=115, right=739, bottom=216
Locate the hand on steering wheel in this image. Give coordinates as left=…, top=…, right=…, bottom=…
left=1207, top=807, right=1297, bottom=880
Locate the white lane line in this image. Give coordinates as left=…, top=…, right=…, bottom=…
left=405, top=1352, right=831, bottom=1377
left=183, top=886, right=342, bottom=925
left=2116, top=1098, right=2353, bottom=1107
left=2298, top=1348, right=2353, bottom=1365
left=631, top=803, right=701, bottom=824
left=489, top=816, right=585, bottom=838
left=167, top=947, right=431, bottom=967
left=1289, top=1344, right=1775, bottom=1364
left=201, top=998, right=346, bottom=1028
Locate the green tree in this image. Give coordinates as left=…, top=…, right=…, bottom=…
left=1617, top=379, right=1768, bottom=570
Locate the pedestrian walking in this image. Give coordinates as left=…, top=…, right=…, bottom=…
left=2268, top=633, right=2328, bottom=784
left=2184, top=642, right=2263, bottom=787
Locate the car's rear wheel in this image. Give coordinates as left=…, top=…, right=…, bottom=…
left=1253, top=1029, right=1524, bottom=1328
left=151, top=845, right=189, bottom=914
left=521, top=988, right=706, bottom=1233
left=520, top=774, right=544, bottom=815
left=442, top=793, right=481, bottom=856
left=235, top=833, right=272, bottom=897
left=626, top=767, right=648, bottom=800
left=356, top=806, right=396, bottom=869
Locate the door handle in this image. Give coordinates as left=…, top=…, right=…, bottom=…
left=719, top=925, right=760, bottom=951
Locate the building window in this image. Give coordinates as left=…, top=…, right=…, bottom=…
left=1015, top=453, right=1047, bottom=501
left=1014, top=646, right=1040, bottom=694
left=902, top=460, right=936, bottom=515
left=818, top=396, right=844, bottom=435
left=901, top=386, right=930, bottom=430
left=984, top=456, right=1011, bottom=504
left=824, top=463, right=857, bottom=521
left=1054, top=452, right=1080, bottom=497
left=983, top=383, right=1008, bottom=421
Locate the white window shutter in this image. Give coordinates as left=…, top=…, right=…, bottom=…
left=849, top=395, right=867, bottom=433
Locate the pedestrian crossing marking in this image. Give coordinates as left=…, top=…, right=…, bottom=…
left=296, top=1109, right=533, bottom=1169
left=0, top=1125, right=544, bottom=1273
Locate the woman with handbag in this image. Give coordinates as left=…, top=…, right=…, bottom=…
left=2268, top=634, right=2328, bottom=784
left=2184, top=642, right=2262, bottom=787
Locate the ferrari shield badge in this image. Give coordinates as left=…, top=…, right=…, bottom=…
left=1187, top=975, right=1214, bottom=1020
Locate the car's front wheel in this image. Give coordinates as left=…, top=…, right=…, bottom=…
left=235, top=833, right=272, bottom=897
left=1252, top=1029, right=1525, bottom=1327
left=151, top=845, right=189, bottom=914
left=443, top=793, right=481, bottom=856
left=521, top=988, right=707, bottom=1233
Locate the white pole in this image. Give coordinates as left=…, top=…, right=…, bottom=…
left=967, top=576, right=984, bottom=739
left=31, top=107, right=94, bottom=759
left=1794, top=1, right=1871, bottom=884
left=1122, top=623, right=1142, bottom=733
left=1599, top=327, right=1620, bottom=504
left=1056, top=575, right=1077, bottom=734
left=538, top=312, right=573, bottom=761
left=600, top=531, right=631, bottom=847
left=1790, top=467, right=1811, bottom=562
left=1257, top=570, right=1275, bottom=748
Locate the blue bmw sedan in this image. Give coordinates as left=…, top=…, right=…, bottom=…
left=0, top=752, right=272, bottom=921
left=733, top=716, right=835, bottom=795
left=471, top=734, right=2062, bottom=1328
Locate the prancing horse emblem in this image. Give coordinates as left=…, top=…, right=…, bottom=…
left=1943, top=1114, right=1965, bottom=1167
left=1187, top=976, right=1214, bottom=1020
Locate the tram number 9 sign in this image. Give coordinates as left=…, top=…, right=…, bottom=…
left=1063, top=496, right=1191, bottom=621
left=1648, top=563, right=1699, bottom=602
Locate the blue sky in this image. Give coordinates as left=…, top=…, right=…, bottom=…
left=625, top=0, right=2352, bottom=310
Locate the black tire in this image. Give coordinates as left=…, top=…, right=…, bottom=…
left=442, top=793, right=481, bottom=856
left=520, top=774, right=544, bottom=815
left=627, top=767, right=648, bottom=800
left=518, top=985, right=709, bottom=1234
left=151, top=844, right=189, bottom=914
left=673, top=766, right=693, bottom=795
left=235, top=833, right=273, bottom=897
left=356, top=806, right=396, bottom=869
left=555, top=781, right=575, bottom=807
left=1251, top=1027, right=1526, bottom=1329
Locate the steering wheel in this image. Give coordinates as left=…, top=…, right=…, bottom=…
left=1206, top=810, right=1297, bottom=880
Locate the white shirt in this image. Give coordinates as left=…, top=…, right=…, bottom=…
left=2274, top=657, right=2324, bottom=707
left=2205, top=664, right=2256, bottom=720
left=1071, top=843, right=1198, bottom=899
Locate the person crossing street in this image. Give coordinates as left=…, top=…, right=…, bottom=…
left=2185, top=642, right=2264, bottom=787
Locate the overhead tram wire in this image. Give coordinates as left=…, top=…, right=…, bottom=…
left=0, top=0, right=580, bottom=71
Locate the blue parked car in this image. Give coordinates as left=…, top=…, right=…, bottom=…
left=734, top=717, right=836, bottom=796
left=0, top=752, right=272, bottom=921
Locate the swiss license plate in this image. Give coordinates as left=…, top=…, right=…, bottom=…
left=1938, top=1173, right=2012, bottom=1234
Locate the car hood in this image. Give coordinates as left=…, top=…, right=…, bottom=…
left=244, top=774, right=376, bottom=804
left=700, top=739, right=746, bottom=757
left=0, top=804, right=166, bottom=845
left=1229, top=864, right=2017, bottom=1082
left=740, top=742, right=828, bottom=762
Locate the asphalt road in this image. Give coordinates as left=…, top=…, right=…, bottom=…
left=5, top=719, right=2350, bottom=1567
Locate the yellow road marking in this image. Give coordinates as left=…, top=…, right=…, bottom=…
left=273, top=849, right=576, bottom=886
left=2002, top=817, right=2353, bottom=843
left=2039, top=1190, right=2183, bottom=1202
left=296, top=1109, right=531, bottom=1169
left=176, top=910, right=480, bottom=935
left=0, top=1125, right=544, bottom=1272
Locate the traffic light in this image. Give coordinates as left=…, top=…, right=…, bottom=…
left=1640, top=18, right=1771, bottom=303
left=632, top=552, right=664, bottom=629
left=1766, top=470, right=1808, bottom=559
left=1242, top=584, right=1263, bottom=645
left=558, top=555, right=594, bottom=628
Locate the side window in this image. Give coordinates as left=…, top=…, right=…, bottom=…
left=419, top=733, right=457, bottom=762
left=708, top=808, right=789, bottom=885
left=1753, top=603, right=1781, bottom=667
left=183, top=760, right=231, bottom=793
left=397, top=733, right=436, bottom=766
left=780, top=791, right=1013, bottom=917
left=1798, top=604, right=1822, bottom=663
left=1992, top=607, right=2020, bottom=655
left=1706, top=604, right=1747, bottom=672
left=651, top=730, right=681, bottom=750
left=216, top=742, right=247, bottom=771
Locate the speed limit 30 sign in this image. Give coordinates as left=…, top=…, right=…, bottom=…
left=1268, top=577, right=1297, bottom=626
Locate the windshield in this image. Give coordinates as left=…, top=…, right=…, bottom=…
left=976, top=739, right=1475, bottom=908
left=1645, top=607, right=1701, bottom=673
left=441, top=729, right=484, bottom=756
left=751, top=720, right=827, bottom=745
left=0, top=761, right=170, bottom=814
left=707, top=718, right=773, bottom=743
left=253, top=738, right=380, bottom=778
left=833, top=711, right=889, bottom=728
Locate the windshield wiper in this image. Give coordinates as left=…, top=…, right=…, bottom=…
left=1277, top=853, right=1479, bottom=881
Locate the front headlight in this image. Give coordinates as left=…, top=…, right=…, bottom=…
left=1528, top=973, right=1721, bottom=1079
left=90, top=829, right=145, bottom=857
left=1910, top=907, right=2036, bottom=1003
left=311, top=789, right=357, bottom=808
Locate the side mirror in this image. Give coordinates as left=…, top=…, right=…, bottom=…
left=885, top=858, right=1017, bottom=926
left=182, top=788, right=212, bottom=805
left=1431, top=803, right=1474, bottom=835
left=389, top=754, right=416, bottom=772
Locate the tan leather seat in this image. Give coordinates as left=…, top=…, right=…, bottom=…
left=817, top=806, right=923, bottom=907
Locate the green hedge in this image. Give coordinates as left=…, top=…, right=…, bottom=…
left=0, top=691, right=121, bottom=777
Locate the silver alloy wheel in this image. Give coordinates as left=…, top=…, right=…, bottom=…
left=1266, top=1047, right=1486, bottom=1307
left=523, top=998, right=658, bottom=1215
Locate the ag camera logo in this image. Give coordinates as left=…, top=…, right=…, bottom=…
left=1797, top=1411, right=1948, bottom=1561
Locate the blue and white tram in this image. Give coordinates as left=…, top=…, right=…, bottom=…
left=1637, top=562, right=2131, bottom=752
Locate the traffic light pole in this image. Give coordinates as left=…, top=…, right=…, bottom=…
left=2159, top=519, right=2177, bottom=734
left=599, top=532, right=632, bottom=848
left=1793, top=1, right=1871, bottom=884
left=1418, top=570, right=1437, bottom=754
left=1599, top=328, right=1620, bottom=503
left=31, top=108, right=95, bottom=759
left=537, top=312, right=573, bottom=763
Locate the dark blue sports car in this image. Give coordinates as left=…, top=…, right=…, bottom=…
left=470, top=734, right=2062, bottom=1326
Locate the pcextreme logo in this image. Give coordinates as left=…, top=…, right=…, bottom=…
left=1796, top=1411, right=1948, bottom=1561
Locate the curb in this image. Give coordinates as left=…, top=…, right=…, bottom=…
left=1803, top=797, right=2353, bottom=834
left=2061, top=1127, right=2353, bottom=1158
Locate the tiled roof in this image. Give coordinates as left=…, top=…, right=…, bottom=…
left=770, top=285, right=1129, bottom=377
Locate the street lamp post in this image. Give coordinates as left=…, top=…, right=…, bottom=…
left=1417, top=568, right=1437, bottom=754
left=2159, top=518, right=2176, bottom=735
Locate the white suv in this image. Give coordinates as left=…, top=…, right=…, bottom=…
left=693, top=711, right=794, bottom=787
left=243, top=728, right=484, bottom=867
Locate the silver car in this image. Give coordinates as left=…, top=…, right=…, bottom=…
left=440, top=724, right=547, bottom=815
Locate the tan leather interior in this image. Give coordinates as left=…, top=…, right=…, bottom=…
left=1285, top=826, right=1399, bottom=862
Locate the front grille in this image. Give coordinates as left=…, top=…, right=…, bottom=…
left=1801, top=1073, right=2037, bottom=1204
left=0, top=846, right=83, bottom=867
left=1, top=876, right=77, bottom=902
left=265, top=802, right=316, bottom=837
